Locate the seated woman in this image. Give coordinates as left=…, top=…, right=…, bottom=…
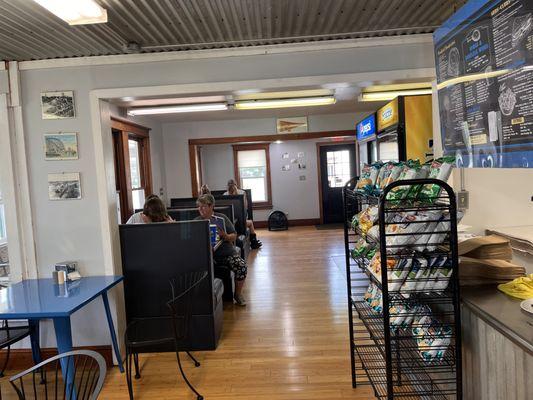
left=199, top=184, right=211, bottom=195
left=224, top=179, right=262, bottom=249
left=126, top=195, right=173, bottom=224
left=195, top=194, right=248, bottom=306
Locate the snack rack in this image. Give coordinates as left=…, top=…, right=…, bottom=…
left=343, top=177, right=462, bottom=399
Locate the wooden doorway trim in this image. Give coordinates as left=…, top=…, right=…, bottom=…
left=111, top=117, right=152, bottom=222
left=316, top=140, right=358, bottom=225
left=188, top=129, right=355, bottom=197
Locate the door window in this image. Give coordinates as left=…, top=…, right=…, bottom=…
left=326, top=150, right=351, bottom=188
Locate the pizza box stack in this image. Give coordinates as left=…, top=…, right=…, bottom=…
left=458, top=235, right=526, bottom=286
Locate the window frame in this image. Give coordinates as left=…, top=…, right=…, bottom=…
left=0, top=190, right=6, bottom=245
left=111, top=117, right=152, bottom=223
left=233, top=143, right=272, bottom=210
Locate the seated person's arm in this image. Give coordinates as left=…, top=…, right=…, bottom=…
left=219, top=214, right=237, bottom=243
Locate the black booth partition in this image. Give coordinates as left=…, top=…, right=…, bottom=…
left=119, top=220, right=223, bottom=351
left=167, top=205, right=235, bottom=224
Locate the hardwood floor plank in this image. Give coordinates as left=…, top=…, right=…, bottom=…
left=1, top=226, right=375, bottom=399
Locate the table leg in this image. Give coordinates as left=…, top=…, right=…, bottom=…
left=53, top=317, right=76, bottom=399
left=101, top=291, right=125, bottom=373
left=28, top=319, right=42, bottom=364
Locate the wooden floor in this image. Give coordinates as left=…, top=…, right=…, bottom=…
left=3, top=226, right=376, bottom=399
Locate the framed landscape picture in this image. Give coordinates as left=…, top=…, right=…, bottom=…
left=41, top=91, right=75, bottom=119
left=48, top=173, right=82, bottom=200
left=44, top=133, right=78, bottom=160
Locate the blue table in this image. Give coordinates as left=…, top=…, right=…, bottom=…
left=0, top=275, right=125, bottom=373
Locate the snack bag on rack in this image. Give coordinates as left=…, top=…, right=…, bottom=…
left=367, top=225, right=380, bottom=242
left=414, top=258, right=431, bottom=291
left=433, top=258, right=453, bottom=291
left=426, top=210, right=464, bottom=252
left=380, top=162, right=404, bottom=190
left=418, top=321, right=442, bottom=362
left=356, top=163, right=381, bottom=192
left=400, top=303, right=419, bottom=328
left=365, top=247, right=377, bottom=260
left=388, top=257, right=413, bottom=291
left=411, top=305, right=433, bottom=337
left=423, top=256, right=444, bottom=292
left=389, top=303, right=408, bottom=332
left=351, top=238, right=370, bottom=259
left=418, top=156, right=455, bottom=203
left=385, top=161, right=422, bottom=202
left=400, top=258, right=422, bottom=295
left=386, top=211, right=440, bottom=249
left=350, top=214, right=359, bottom=231
left=405, top=163, right=432, bottom=200
left=370, top=290, right=383, bottom=314
left=358, top=205, right=379, bottom=235
left=432, top=325, right=452, bottom=361
left=364, top=282, right=377, bottom=303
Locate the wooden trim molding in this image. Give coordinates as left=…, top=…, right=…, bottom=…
left=1, top=345, right=114, bottom=370
left=254, top=218, right=320, bottom=228
left=189, top=144, right=200, bottom=197
left=233, top=143, right=273, bottom=209
left=111, top=117, right=151, bottom=137
left=189, top=130, right=355, bottom=146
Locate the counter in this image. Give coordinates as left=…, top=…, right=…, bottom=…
left=461, top=286, right=532, bottom=400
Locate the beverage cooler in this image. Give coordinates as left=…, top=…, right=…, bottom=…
left=376, top=95, right=434, bottom=163
left=356, top=113, right=377, bottom=174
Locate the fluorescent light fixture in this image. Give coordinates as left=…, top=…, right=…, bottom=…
left=128, top=103, right=228, bottom=116
left=33, top=0, right=108, bottom=25
left=359, top=89, right=432, bottom=102
left=274, top=140, right=283, bottom=144
left=235, top=96, right=336, bottom=110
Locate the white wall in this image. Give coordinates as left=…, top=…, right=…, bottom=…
left=15, top=38, right=434, bottom=348
left=201, top=144, right=233, bottom=191
left=162, top=112, right=362, bottom=200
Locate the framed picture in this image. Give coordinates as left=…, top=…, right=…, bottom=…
left=44, top=133, right=78, bottom=160
left=282, top=165, right=291, bottom=171
left=41, top=91, right=75, bottom=119
left=277, top=117, right=308, bottom=134
left=48, top=173, right=82, bottom=200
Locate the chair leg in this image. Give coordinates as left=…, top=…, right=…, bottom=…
left=176, top=352, right=203, bottom=400
left=125, top=349, right=134, bottom=400
left=186, top=352, right=201, bottom=367
left=0, top=345, right=10, bottom=377
left=133, top=353, right=141, bottom=379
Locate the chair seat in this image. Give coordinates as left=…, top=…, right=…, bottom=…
left=0, top=326, right=31, bottom=348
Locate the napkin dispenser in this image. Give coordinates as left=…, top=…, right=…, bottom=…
left=55, top=261, right=78, bottom=274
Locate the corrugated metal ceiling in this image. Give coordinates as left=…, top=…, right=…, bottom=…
left=0, top=0, right=466, bottom=61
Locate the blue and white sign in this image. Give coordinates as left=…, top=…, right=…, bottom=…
left=356, top=114, right=376, bottom=142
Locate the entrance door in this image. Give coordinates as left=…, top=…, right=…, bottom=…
left=319, top=143, right=357, bottom=224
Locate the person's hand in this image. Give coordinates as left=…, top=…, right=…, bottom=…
left=217, top=227, right=227, bottom=241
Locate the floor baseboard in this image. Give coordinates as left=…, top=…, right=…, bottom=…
left=254, top=218, right=320, bottom=229
left=1, top=345, right=114, bottom=370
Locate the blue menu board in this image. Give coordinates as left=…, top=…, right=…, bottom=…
left=356, top=114, right=376, bottom=142
left=434, top=0, right=533, bottom=168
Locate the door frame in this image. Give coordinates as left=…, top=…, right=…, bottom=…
left=316, top=140, right=358, bottom=224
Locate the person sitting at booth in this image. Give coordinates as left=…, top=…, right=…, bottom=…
left=200, top=184, right=211, bottom=195
left=126, top=194, right=173, bottom=224
left=195, top=194, right=248, bottom=306
left=224, top=179, right=262, bottom=249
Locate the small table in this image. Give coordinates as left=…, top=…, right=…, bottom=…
left=0, top=275, right=125, bottom=372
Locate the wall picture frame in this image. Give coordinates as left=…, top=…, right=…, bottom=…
left=44, top=132, right=79, bottom=160
left=277, top=117, right=308, bottom=134
left=48, top=173, right=82, bottom=200
left=41, top=90, right=76, bottom=120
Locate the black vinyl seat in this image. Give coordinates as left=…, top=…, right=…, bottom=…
left=124, top=271, right=208, bottom=400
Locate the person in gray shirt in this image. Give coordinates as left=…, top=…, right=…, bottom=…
left=195, top=194, right=248, bottom=306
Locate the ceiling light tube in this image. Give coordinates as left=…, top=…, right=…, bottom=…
left=128, top=103, right=228, bottom=116
left=359, top=89, right=433, bottom=102
left=235, top=96, right=336, bottom=110
left=33, top=0, right=108, bottom=25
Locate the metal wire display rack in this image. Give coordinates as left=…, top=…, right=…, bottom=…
left=343, top=177, right=462, bottom=400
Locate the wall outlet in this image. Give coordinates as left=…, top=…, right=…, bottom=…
left=458, top=190, right=469, bottom=210
left=299, top=175, right=306, bottom=181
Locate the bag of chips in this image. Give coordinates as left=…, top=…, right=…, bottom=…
left=385, top=161, right=422, bottom=202
left=414, top=258, right=431, bottom=291
left=357, top=205, right=379, bottom=235
left=388, top=257, right=413, bottom=291
left=370, top=290, right=383, bottom=314
left=364, top=282, right=377, bottom=303
left=356, top=163, right=381, bottom=192
left=418, top=157, right=455, bottom=203
left=433, top=258, right=453, bottom=291
left=380, top=162, right=404, bottom=190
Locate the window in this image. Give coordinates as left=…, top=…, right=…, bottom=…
left=111, top=118, right=152, bottom=223
left=326, top=150, right=351, bottom=188
left=233, top=144, right=272, bottom=209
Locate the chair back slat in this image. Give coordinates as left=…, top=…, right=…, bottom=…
left=9, top=350, right=106, bottom=400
